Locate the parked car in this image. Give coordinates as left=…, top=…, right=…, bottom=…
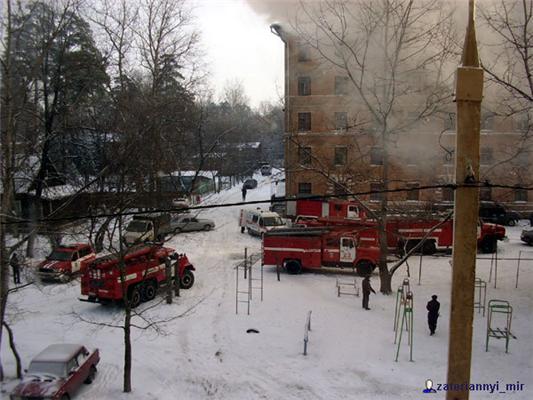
left=243, top=178, right=258, bottom=189
left=172, top=214, right=215, bottom=232
left=521, top=228, right=533, bottom=245
left=479, top=201, right=520, bottom=226
left=10, top=343, right=99, bottom=400
left=38, top=244, right=96, bottom=282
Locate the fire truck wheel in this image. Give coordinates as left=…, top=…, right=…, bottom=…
left=480, top=237, right=497, bottom=253
left=180, top=270, right=195, bottom=289
left=422, top=240, right=437, bottom=255
left=60, top=274, right=70, bottom=283
left=128, top=286, right=142, bottom=308
left=241, top=227, right=245, bottom=233
left=356, top=261, right=374, bottom=276
left=285, top=260, right=302, bottom=274
left=142, top=281, right=157, bottom=301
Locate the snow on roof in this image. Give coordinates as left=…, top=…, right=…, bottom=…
left=235, top=142, right=261, bottom=150
left=167, top=171, right=218, bottom=178
left=41, top=184, right=80, bottom=200
left=33, top=344, right=83, bottom=363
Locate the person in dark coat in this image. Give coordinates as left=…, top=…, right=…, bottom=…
left=426, top=294, right=440, bottom=335
left=10, top=253, right=21, bottom=285
left=242, top=186, right=247, bottom=201
left=362, top=276, right=375, bottom=310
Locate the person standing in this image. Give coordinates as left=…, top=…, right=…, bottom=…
left=242, top=185, right=247, bottom=201
left=426, top=295, right=440, bottom=335
left=362, top=276, right=375, bottom=310
left=10, top=252, right=21, bottom=285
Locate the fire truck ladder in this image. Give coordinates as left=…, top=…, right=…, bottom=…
left=486, top=299, right=516, bottom=353
left=235, top=247, right=263, bottom=315
left=336, top=278, right=359, bottom=298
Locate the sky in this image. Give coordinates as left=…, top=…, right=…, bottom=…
left=193, top=0, right=285, bottom=108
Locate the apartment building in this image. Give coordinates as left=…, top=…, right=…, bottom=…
left=271, top=24, right=532, bottom=211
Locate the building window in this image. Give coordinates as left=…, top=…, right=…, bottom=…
left=515, top=187, right=527, bottom=202
left=370, top=182, right=383, bottom=201
left=481, top=113, right=495, bottom=130
left=298, top=146, right=312, bottom=166
left=442, top=187, right=454, bottom=201
left=298, top=112, right=311, bottom=132
left=298, top=76, right=311, bottom=96
left=480, top=147, right=493, bottom=165
left=370, top=146, right=383, bottom=165
left=480, top=186, right=492, bottom=201
left=444, top=113, right=456, bottom=131
left=298, top=182, right=312, bottom=195
left=335, top=112, right=348, bottom=130
left=334, top=146, right=347, bottom=165
left=514, top=150, right=529, bottom=166
left=298, top=44, right=310, bottom=62
left=406, top=182, right=420, bottom=201
left=334, top=76, right=349, bottom=95
left=334, top=182, right=348, bottom=195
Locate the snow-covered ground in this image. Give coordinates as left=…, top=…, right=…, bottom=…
left=1, top=174, right=532, bottom=399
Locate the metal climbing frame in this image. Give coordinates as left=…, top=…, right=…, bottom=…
left=395, top=291, right=414, bottom=362
left=393, top=278, right=411, bottom=332
left=235, top=247, right=263, bottom=315
left=336, top=278, right=359, bottom=298
left=474, top=278, right=487, bottom=316
left=486, top=299, right=516, bottom=353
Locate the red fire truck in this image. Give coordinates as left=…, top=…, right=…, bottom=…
left=262, top=227, right=380, bottom=275
left=301, top=216, right=506, bottom=254
left=80, top=244, right=195, bottom=308
left=291, top=199, right=366, bottom=220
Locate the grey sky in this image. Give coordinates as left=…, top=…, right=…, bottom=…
left=193, top=0, right=285, bottom=108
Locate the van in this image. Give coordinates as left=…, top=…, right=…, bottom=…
left=239, top=209, right=287, bottom=236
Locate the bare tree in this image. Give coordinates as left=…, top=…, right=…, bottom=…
left=294, top=0, right=455, bottom=293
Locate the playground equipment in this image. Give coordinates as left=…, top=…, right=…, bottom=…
left=303, top=311, right=312, bottom=356
left=336, top=278, right=359, bottom=298
left=393, top=278, right=410, bottom=331
left=235, top=248, right=263, bottom=315
left=474, top=278, right=487, bottom=316
left=486, top=299, right=516, bottom=353
left=395, top=290, right=414, bottom=362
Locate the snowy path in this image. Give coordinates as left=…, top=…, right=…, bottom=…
left=1, top=174, right=532, bottom=399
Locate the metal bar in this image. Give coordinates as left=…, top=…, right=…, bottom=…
left=494, top=247, right=498, bottom=289
left=516, top=251, right=521, bottom=289
left=418, top=253, right=423, bottom=285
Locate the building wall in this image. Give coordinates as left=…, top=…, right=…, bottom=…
left=276, top=27, right=532, bottom=211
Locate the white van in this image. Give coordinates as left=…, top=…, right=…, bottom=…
left=239, top=209, right=287, bottom=236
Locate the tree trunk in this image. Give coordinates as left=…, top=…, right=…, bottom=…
left=123, top=311, right=132, bottom=392
left=378, top=127, right=392, bottom=294
left=3, top=321, right=22, bottom=378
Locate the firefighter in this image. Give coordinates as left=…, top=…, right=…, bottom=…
left=426, top=294, right=440, bottom=335
left=10, top=252, right=21, bottom=285
left=362, top=276, right=375, bottom=310
left=242, top=185, right=247, bottom=201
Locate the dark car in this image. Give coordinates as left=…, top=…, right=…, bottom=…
left=10, top=343, right=99, bottom=400
left=243, top=179, right=258, bottom=189
left=479, top=202, right=520, bottom=226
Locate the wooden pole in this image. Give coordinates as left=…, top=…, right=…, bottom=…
left=446, top=1, right=483, bottom=399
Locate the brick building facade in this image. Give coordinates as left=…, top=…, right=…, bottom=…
left=271, top=24, right=532, bottom=212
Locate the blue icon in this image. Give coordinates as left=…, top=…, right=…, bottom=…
left=423, top=379, right=437, bottom=393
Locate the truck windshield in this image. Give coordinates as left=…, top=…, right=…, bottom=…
left=263, top=217, right=284, bottom=227
left=48, top=251, right=73, bottom=261
left=28, top=361, right=66, bottom=377
left=127, top=221, right=149, bottom=233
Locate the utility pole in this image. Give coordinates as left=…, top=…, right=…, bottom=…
left=446, top=1, right=483, bottom=399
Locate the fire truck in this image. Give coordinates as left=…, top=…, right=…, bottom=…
left=300, top=216, right=506, bottom=254
left=290, top=199, right=366, bottom=220
left=80, top=244, right=195, bottom=308
left=262, top=227, right=380, bottom=275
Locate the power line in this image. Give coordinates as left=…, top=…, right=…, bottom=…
left=2, top=181, right=533, bottom=226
